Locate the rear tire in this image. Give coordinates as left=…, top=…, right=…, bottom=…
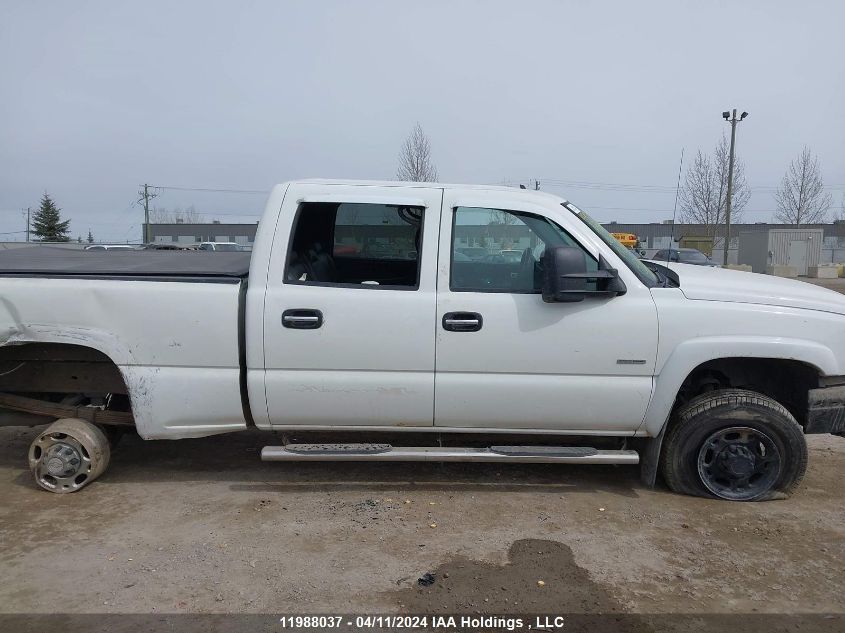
left=28, top=418, right=111, bottom=493
left=661, top=389, right=807, bottom=501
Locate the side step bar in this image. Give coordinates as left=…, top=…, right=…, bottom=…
left=261, top=444, right=639, bottom=464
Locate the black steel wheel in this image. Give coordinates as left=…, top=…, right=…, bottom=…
left=661, top=389, right=807, bottom=501
left=696, top=426, right=781, bottom=501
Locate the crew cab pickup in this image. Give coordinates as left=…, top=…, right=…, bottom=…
left=2, top=179, right=844, bottom=500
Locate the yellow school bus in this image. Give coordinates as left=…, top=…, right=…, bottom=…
left=611, top=232, right=638, bottom=248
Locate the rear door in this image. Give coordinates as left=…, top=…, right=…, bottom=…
left=262, top=183, right=442, bottom=427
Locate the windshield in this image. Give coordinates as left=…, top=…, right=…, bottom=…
left=563, top=202, right=658, bottom=286
left=680, top=250, right=708, bottom=263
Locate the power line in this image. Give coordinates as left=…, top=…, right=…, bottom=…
left=151, top=185, right=268, bottom=194
left=507, top=178, right=845, bottom=193
left=586, top=205, right=798, bottom=214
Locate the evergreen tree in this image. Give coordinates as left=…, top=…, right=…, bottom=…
left=87, top=229, right=94, bottom=244
left=31, top=193, right=71, bottom=242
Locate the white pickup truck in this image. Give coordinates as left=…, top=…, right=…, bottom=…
left=2, top=180, right=844, bottom=501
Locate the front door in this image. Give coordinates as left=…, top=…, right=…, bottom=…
left=263, top=183, right=442, bottom=427
left=434, top=191, right=658, bottom=432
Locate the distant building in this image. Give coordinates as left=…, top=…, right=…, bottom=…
left=604, top=221, right=845, bottom=265
left=136, top=220, right=845, bottom=265
left=145, top=222, right=259, bottom=246
left=602, top=221, right=845, bottom=250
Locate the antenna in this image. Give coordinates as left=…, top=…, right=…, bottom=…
left=667, top=148, right=684, bottom=263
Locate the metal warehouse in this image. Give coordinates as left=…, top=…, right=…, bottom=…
left=738, top=228, right=823, bottom=275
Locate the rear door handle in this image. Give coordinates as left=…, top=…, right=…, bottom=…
left=442, top=311, right=483, bottom=332
left=282, top=309, right=323, bottom=329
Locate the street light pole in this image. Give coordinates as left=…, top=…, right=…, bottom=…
left=722, top=108, right=748, bottom=266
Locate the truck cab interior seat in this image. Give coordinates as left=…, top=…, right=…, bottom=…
left=306, top=242, right=336, bottom=282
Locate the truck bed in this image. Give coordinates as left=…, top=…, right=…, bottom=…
left=0, top=246, right=251, bottom=279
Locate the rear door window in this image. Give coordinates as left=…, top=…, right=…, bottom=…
left=285, top=202, right=424, bottom=289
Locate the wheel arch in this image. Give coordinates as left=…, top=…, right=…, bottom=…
left=640, top=336, right=833, bottom=438
left=0, top=340, right=135, bottom=427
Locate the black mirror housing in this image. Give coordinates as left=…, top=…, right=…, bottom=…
left=541, top=247, right=627, bottom=303
left=542, top=246, right=588, bottom=302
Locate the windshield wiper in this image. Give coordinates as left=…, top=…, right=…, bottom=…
left=642, top=261, right=678, bottom=288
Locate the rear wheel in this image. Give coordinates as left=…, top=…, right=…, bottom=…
left=28, top=418, right=111, bottom=493
left=661, top=389, right=807, bottom=501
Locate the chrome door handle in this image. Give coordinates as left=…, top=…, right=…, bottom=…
left=442, top=312, right=483, bottom=332
left=282, top=309, right=323, bottom=329
left=443, top=318, right=479, bottom=326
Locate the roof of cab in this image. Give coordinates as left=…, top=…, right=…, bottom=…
left=288, top=179, right=569, bottom=205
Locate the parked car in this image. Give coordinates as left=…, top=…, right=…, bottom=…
left=198, top=242, right=243, bottom=252
left=2, top=179, right=844, bottom=502
left=652, top=248, right=718, bottom=266
left=481, top=250, right=524, bottom=264
left=140, top=243, right=197, bottom=251
left=456, top=247, right=489, bottom=261
left=84, top=245, right=138, bottom=251
left=499, top=249, right=524, bottom=263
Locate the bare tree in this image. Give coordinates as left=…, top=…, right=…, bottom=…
left=774, top=147, right=833, bottom=224
left=149, top=205, right=204, bottom=223
left=679, top=135, right=750, bottom=234
left=490, top=209, right=518, bottom=227
left=396, top=123, right=438, bottom=182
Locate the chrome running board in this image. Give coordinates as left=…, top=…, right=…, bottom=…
left=261, top=444, right=639, bottom=464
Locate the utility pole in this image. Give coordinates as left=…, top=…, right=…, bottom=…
left=722, top=109, right=748, bottom=266
left=143, top=184, right=150, bottom=244
left=138, top=184, right=157, bottom=244
left=25, top=207, right=30, bottom=242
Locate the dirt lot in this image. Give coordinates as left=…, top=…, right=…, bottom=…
left=1, top=425, right=844, bottom=631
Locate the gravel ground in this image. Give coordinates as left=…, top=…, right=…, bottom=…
left=1, top=425, right=844, bottom=631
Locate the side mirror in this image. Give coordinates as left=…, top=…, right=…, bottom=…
left=541, top=246, right=627, bottom=303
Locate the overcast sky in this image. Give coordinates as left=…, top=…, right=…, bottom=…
left=1, top=0, right=843, bottom=242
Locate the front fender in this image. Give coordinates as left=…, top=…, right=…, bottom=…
left=639, top=336, right=836, bottom=437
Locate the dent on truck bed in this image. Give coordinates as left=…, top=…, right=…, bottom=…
left=0, top=275, right=248, bottom=439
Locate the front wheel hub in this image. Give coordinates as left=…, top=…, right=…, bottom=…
left=697, top=426, right=782, bottom=501
left=720, top=444, right=756, bottom=477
